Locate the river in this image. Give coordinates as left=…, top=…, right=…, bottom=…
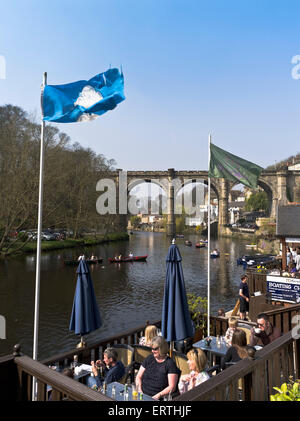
left=0, top=232, right=250, bottom=360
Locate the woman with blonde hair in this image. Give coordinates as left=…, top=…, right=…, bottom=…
left=139, top=325, right=158, bottom=347
left=178, top=349, right=209, bottom=393
left=135, top=336, right=180, bottom=400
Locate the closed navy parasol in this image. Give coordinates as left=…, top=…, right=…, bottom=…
left=161, top=242, right=194, bottom=345
left=69, top=259, right=102, bottom=345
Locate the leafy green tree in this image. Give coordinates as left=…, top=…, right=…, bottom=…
left=0, top=104, right=118, bottom=255
left=245, top=191, right=269, bottom=212
left=130, top=215, right=141, bottom=228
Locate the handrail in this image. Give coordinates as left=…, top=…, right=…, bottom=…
left=2, top=318, right=299, bottom=401
left=40, top=319, right=161, bottom=366
left=173, top=331, right=299, bottom=401
left=15, top=355, right=113, bottom=401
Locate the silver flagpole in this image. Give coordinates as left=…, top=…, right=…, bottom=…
left=207, top=134, right=211, bottom=337
left=32, top=72, right=47, bottom=400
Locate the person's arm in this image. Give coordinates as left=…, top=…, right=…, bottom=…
left=224, top=328, right=231, bottom=344
left=135, top=365, right=145, bottom=393
left=239, top=288, right=249, bottom=302
left=179, top=373, right=191, bottom=383
left=249, top=329, right=259, bottom=347
left=152, top=373, right=178, bottom=400
left=221, top=347, right=233, bottom=370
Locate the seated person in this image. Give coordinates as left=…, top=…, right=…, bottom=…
left=212, top=249, right=219, bottom=255
left=129, top=251, right=134, bottom=258
left=139, top=324, right=158, bottom=347
left=249, top=313, right=282, bottom=347
left=178, top=349, right=209, bottom=394
left=135, top=336, right=180, bottom=400
left=222, top=329, right=255, bottom=369
left=217, top=308, right=226, bottom=317
left=86, top=348, right=125, bottom=389
left=224, top=316, right=238, bottom=346
left=289, top=262, right=298, bottom=277
left=90, top=254, right=97, bottom=261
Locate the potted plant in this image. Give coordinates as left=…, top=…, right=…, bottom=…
left=187, top=293, right=208, bottom=342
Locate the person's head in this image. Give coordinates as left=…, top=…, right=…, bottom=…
left=256, top=313, right=270, bottom=332
left=246, top=347, right=256, bottom=360
left=232, top=329, right=248, bottom=359
left=103, top=347, right=118, bottom=367
left=228, top=317, right=238, bottom=329
left=217, top=308, right=225, bottom=317
left=241, top=275, right=248, bottom=283
left=186, top=348, right=207, bottom=373
left=62, top=368, right=74, bottom=378
left=232, top=329, right=247, bottom=347
left=150, top=336, right=169, bottom=359
left=145, top=325, right=158, bottom=344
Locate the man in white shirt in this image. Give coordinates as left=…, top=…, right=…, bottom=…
left=295, top=249, right=300, bottom=271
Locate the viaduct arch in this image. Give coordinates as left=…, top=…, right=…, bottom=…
left=98, top=167, right=300, bottom=236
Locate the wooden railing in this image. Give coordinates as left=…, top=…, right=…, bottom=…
left=174, top=331, right=300, bottom=401
left=264, top=303, right=300, bottom=335
left=247, top=270, right=268, bottom=295
left=41, top=320, right=161, bottom=369
left=2, top=310, right=299, bottom=401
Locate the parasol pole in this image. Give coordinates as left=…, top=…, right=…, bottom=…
left=32, top=72, right=47, bottom=400
left=207, top=134, right=211, bottom=337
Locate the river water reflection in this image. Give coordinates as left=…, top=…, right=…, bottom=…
left=0, top=232, right=249, bottom=359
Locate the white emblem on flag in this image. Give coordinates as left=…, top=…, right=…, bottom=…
left=74, top=85, right=103, bottom=108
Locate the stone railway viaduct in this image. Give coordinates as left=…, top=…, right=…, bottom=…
left=98, top=167, right=300, bottom=236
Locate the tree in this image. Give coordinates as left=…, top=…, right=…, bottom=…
left=130, top=215, right=141, bottom=228
left=0, top=104, right=119, bottom=255
left=245, top=191, right=269, bottom=212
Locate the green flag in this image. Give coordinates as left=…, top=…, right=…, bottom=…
left=209, top=143, right=263, bottom=189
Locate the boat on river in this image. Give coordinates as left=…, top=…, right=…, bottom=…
left=237, top=254, right=276, bottom=267
left=195, top=242, right=206, bottom=248
left=64, top=258, right=103, bottom=266
left=108, top=255, right=148, bottom=263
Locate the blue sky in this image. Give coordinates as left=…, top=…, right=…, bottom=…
left=0, top=0, right=300, bottom=171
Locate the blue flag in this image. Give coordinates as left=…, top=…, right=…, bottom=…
left=42, top=68, right=125, bottom=123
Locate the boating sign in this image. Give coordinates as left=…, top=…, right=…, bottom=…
left=267, top=275, right=300, bottom=304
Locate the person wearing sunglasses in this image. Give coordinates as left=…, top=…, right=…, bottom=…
left=135, top=336, right=180, bottom=400
left=249, top=313, right=281, bottom=347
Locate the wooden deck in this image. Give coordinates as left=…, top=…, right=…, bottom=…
left=1, top=304, right=299, bottom=401
left=1, top=262, right=300, bottom=402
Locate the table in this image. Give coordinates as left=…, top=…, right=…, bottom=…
left=193, top=336, right=229, bottom=366
left=103, top=382, right=154, bottom=401
left=72, top=365, right=155, bottom=401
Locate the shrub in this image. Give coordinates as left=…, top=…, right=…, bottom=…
left=270, top=378, right=300, bottom=401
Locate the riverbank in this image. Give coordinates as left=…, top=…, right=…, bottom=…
left=2, top=232, right=129, bottom=258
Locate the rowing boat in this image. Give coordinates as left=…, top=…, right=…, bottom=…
left=195, top=243, right=206, bottom=248
left=108, top=255, right=148, bottom=263
left=64, top=258, right=103, bottom=266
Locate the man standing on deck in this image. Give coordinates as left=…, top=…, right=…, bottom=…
left=239, top=275, right=250, bottom=321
